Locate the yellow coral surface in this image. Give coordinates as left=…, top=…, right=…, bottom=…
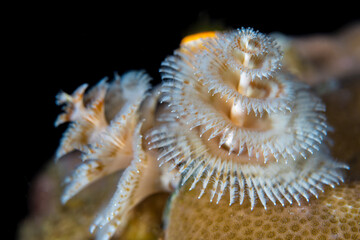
left=166, top=180, right=360, bottom=240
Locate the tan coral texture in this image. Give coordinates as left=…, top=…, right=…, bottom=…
left=166, top=180, right=360, bottom=240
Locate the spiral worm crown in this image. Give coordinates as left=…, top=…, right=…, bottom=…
left=149, top=28, right=348, bottom=209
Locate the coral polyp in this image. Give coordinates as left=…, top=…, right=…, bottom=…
left=52, top=28, right=350, bottom=239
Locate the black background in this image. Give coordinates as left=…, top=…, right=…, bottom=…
left=12, top=4, right=358, bottom=239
